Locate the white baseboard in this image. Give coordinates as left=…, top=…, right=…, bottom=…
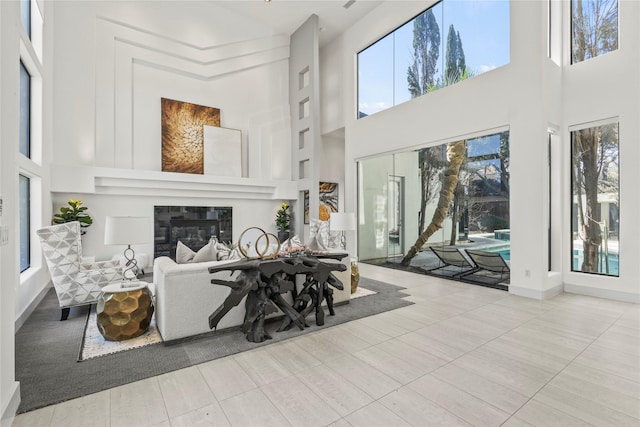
left=1, top=381, right=20, bottom=427
left=508, top=283, right=563, bottom=300
left=15, top=283, right=51, bottom=331
left=564, top=283, right=640, bottom=304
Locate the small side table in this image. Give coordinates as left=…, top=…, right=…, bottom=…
left=96, top=281, right=154, bottom=341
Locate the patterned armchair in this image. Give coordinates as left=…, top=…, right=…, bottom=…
left=36, top=221, right=123, bottom=320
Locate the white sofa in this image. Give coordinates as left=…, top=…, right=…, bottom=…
left=153, top=256, right=350, bottom=342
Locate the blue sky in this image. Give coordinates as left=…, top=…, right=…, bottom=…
left=359, top=0, right=510, bottom=115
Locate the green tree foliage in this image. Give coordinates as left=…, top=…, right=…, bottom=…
left=456, top=31, right=466, bottom=75
left=445, top=25, right=468, bottom=85
left=407, top=9, right=440, bottom=97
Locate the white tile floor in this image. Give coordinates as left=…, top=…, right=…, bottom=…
left=12, top=263, right=640, bottom=427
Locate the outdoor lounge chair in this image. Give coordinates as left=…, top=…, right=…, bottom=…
left=426, top=246, right=478, bottom=277
left=461, top=249, right=510, bottom=286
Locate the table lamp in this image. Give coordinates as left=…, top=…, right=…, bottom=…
left=329, top=212, right=356, bottom=251
left=104, top=216, right=150, bottom=281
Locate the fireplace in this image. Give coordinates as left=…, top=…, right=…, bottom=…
left=154, top=206, right=232, bottom=259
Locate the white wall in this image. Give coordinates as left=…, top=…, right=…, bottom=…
left=53, top=1, right=291, bottom=178
left=321, top=0, right=640, bottom=302
left=320, top=133, right=346, bottom=215
left=0, top=1, right=20, bottom=422
left=47, top=1, right=297, bottom=264
left=1, top=0, right=54, bottom=422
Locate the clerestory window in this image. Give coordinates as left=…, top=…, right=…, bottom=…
left=357, top=0, right=510, bottom=118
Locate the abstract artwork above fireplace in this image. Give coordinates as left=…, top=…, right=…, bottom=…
left=161, top=98, right=220, bottom=174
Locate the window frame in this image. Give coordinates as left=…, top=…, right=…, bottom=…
left=18, top=0, right=44, bottom=279
left=19, top=60, right=31, bottom=158
left=356, top=0, right=510, bottom=119
left=570, top=0, right=619, bottom=65
left=19, top=174, right=31, bottom=273
left=569, top=118, right=620, bottom=277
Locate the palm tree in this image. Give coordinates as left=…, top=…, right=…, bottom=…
left=402, top=140, right=466, bottom=266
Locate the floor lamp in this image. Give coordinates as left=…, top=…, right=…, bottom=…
left=104, top=216, right=150, bottom=284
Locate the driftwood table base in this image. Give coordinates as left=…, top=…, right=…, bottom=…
left=208, top=255, right=347, bottom=342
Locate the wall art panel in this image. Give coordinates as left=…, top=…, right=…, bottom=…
left=161, top=98, right=220, bottom=174
left=319, top=182, right=338, bottom=220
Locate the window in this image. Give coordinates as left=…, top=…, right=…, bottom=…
left=18, top=0, right=44, bottom=277
left=357, top=0, right=510, bottom=117
left=19, top=175, right=31, bottom=272
left=20, top=61, right=31, bottom=158
left=570, top=121, right=619, bottom=276
left=20, top=0, right=30, bottom=38
left=357, top=130, right=510, bottom=270
left=571, top=0, right=618, bottom=64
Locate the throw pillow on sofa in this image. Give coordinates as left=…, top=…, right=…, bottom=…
left=215, top=243, right=244, bottom=261
left=308, top=219, right=340, bottom=250
left=175, top=241, right=217, bottom=264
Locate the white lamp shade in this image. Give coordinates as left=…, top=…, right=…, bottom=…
left=329, top=212, right=356, bottom=231
left=104, top=216, right=150, bottom=245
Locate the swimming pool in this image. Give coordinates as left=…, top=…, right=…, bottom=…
left=572, top=250, right=619, bottom=275
left=484, top=246, right=511, bottom=261
left=484, top=247, right=618, bottom=275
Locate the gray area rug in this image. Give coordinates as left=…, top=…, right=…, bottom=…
left=15, top=277, right=412, bottom=413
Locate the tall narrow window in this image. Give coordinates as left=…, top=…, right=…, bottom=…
left=18, top=0, right=43, bottom=279
left=20, top=61, right=31, bottom=158
left=571, top=0, right=618, bottom=64
left=19, top=175, right=31, bottom=272
left=547, top=134, right=552, bottom=271
left=571, top=122, right=619, bottom=276
left=21, top=0, right=31, bottom=38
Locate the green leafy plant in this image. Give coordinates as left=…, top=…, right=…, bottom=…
left=275, top=202, right=291, bottom=233
left=53, top=199, right=93, bottom=233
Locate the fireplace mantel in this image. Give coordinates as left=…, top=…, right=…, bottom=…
left=50, top=164, right=298, bottom=200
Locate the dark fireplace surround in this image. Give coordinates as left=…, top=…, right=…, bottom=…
left=154, top=206, right=232, bottom=259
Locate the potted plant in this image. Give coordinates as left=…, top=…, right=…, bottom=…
left=53, top=199, right=93, bottom=234
left=275, top=202, right=291, bottom=243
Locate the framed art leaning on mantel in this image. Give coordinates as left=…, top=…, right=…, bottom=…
left=203, top=126, right=242, bottom=177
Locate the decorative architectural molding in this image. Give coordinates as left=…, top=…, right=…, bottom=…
left=247, top=105, right=291, bottom=180
left=290, top=15, right=321, bottom=238
left=50, top=164, right=298, bottom=200
left=94, top=17, right=290, bottom=170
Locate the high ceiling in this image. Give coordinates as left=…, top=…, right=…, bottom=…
left=215, top=0, right=383, bottom=47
